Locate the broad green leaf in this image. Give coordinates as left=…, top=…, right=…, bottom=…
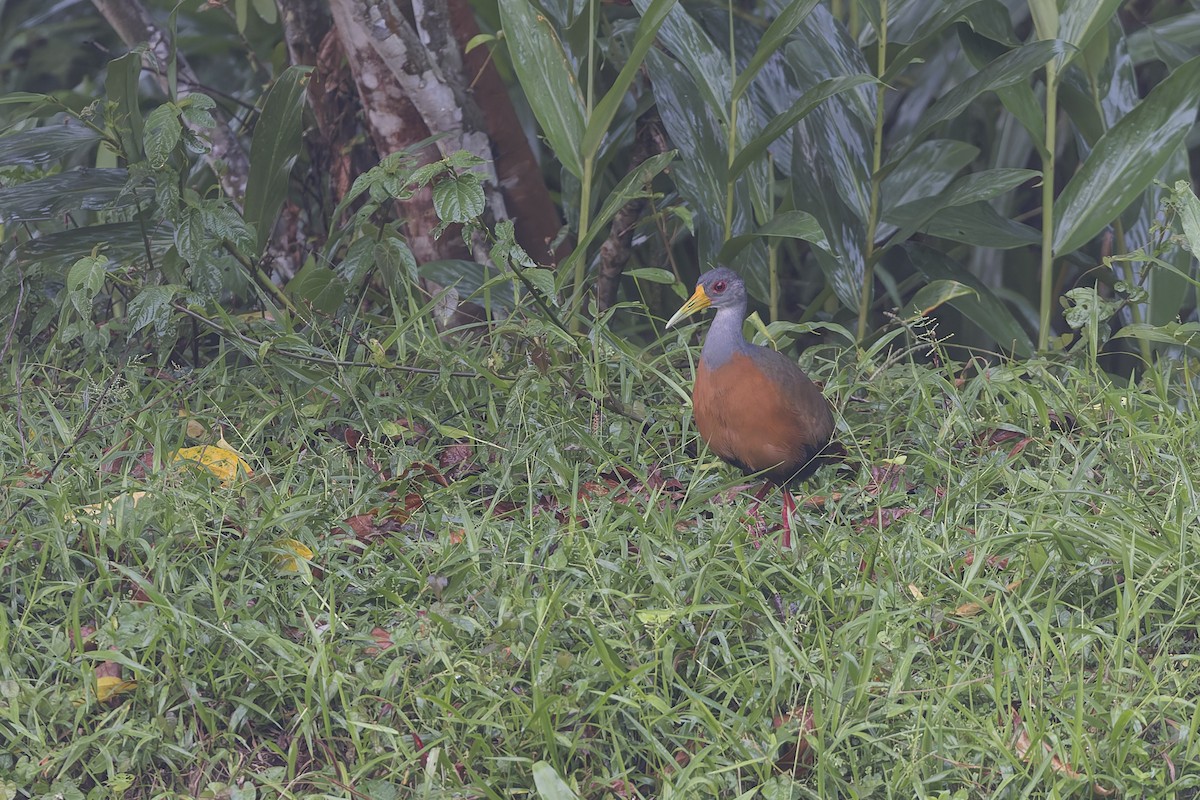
left=903, top=243, right=1033, bottom=355
left=0, top=168, right=130, bottom=223
left=632, top=0, right=730, bottom=122
left=105, top=51, right=143, bottom=159
left=1112, top=321, right=1200, bottom=351
left=498, top=0, right=585, bottom=178
left=719, top=210, right=827, bottom=262
left=1052, top=54, right=1200, bottom=256
left=921, top=203, right=1041, bottom=249
left=730, top=74, right=876, bottom=178
left=532, top=761, right=581, bottom=800
left=1127, top=11, right=1200, bottom=68
left=245, top=65, right=309, bottom=253
left=432, top=173, right=485, bottom=224
left=882, top=0, right=1000, bottom=82
left=337, top=236, right=376, bottom=287
left=732, top=0, right=820, bottom=101
left=287, top=262, right=345, bottom=315
left=251, top=0, right=277, bottom=24
left=883, top=168, right=1038, bottom=247
left=645, top=48, right=731, bottom=260
left=67, top=254, right=108, bottom=315
left=957, top=27, right=1047, bottom=152
left=560, top=150, right=675, bottom=287
left=581, top=0, right=675, bottom=160
left=900, top=280, right=977, bottom=320
left=127, top=285, right=179, bottom=336
left=0, top=122, right=101, bottom=167
left=938, top=168, right=1039, bottom=207
left=197, top=198, right=256, bottom=254
left=14, top=222, right=173, bottom=270
left=143, top=103, right=182, bottom=167
left=1028, top=0, right=1058, bottom=40
left=1058, top=0, right=1123, bottom=64
left=375, top=237, right=417, bottom=295
left=894, top=40, right=1066, bottom=156
left=179, top=93, right=216, bottom=129
left=0, top=92, right=52, bottom=106
left=626, top=267, right=676, bottom=284
left=784, top=8, right=875, bottom=221
left=881, top=140, right=978, bottom=211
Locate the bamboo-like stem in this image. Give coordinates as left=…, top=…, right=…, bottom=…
left=568, top=0, right=598, bottom=333
left=858, top=0, right=887, bottom=341
left=1037, top=61, right=1057, bottom=351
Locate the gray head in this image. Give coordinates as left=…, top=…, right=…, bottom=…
left=665, top=267, right=748, bottom=328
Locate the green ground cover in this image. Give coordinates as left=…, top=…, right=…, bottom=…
left=2, top=324, right=1199, bottom=799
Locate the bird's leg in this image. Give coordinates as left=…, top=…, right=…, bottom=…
left=780, top=490, right=796, bottom=550
left=745, top=481, right=774, bottom=544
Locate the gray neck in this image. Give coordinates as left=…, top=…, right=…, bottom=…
left=701, top=303, right=750, bottom=367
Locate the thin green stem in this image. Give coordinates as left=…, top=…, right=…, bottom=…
left=723, top=0, right=737, bottom=243
left=569, top=0, right=599, bottom=333
left=858, top=0, right=887, bottom=341
left=1038, top=62, right=1057, bottom=351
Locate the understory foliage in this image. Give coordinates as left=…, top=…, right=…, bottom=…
left=2, top=0, right=1200, bottom=798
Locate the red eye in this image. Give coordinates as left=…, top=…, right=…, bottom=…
left=712, top=280, right=727, bottom=293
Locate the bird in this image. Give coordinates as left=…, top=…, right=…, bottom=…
left=666, top=267, right=835, bottom=548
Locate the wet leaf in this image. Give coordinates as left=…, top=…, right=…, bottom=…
left=0, top=121, right=101, bottom=167
left=732, top=0, right=820, bottom=102
left=1053, top=54, right=1200, bottom=256
left=903, top=243, right=1033, bottom=356
left=245, top=65, right=309, bottom=252
left=900, top=280, right=977, bottom=320
left=498, top=0, right=585, bottom=178
left=581, top=0, right=675, bottom=159
left=894, top=40, right=1066, bottom=155
left=0, top=168, right=130, bottom=223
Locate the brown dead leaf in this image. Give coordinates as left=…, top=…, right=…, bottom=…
left=438, top=442, right=478, bottom=478
left=402, top=461, right=450, bottom=488
left=365, top=626, right=394, bottom=655
left=954, top=579, right=1024, bottom=617
left=1011, top=708, right=1115, bottom=796
left=866, top=462, right=910, bottom=495
left=1007, top=437, right=1033, bottom=460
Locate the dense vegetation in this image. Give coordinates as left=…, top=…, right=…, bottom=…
left=2, top=0, right=1200, bottom=797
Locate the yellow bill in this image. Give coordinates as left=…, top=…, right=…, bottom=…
left=665, top=285, right=712, bottom=328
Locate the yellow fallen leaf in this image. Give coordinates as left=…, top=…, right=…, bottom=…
left=96, top=676, right=137, bottom=702
left=65, top=491, right=149, bottom=523
left=173, top=444, right=252, bottom=485
left=274, top=538, right=314, bottom=573
left=907, top=583, right=925, bottom=601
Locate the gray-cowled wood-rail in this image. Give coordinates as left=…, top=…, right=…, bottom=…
left=667, top=267, right=835, bottom=548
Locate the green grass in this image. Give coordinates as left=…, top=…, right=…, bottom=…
left=2, top=316, right=1200, bottom=799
